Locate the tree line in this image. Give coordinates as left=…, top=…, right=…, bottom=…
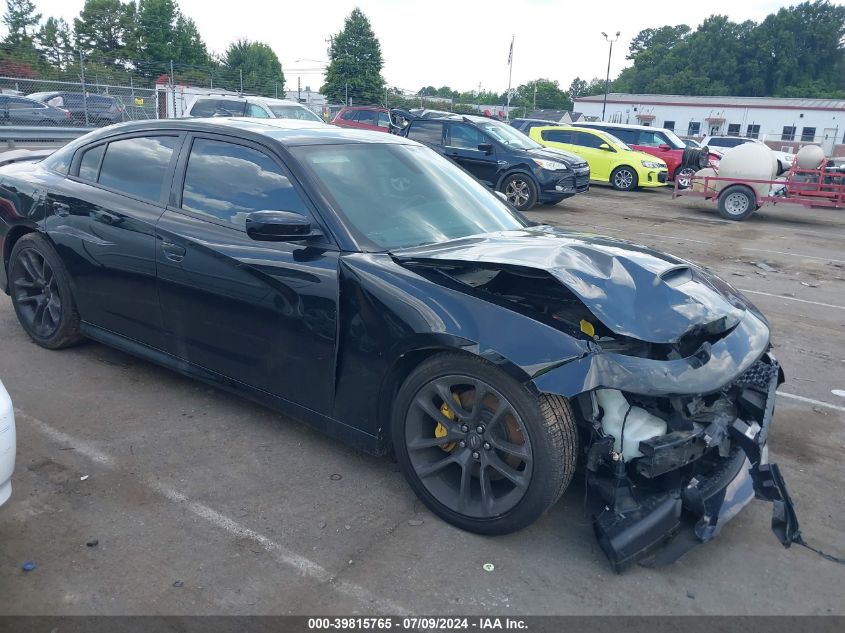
left=0, top=0, right=284, bottom=95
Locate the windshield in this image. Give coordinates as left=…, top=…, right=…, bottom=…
left=476, top=119, right=541, bottom=150
left=291, top=143, right=529, bottom=250
left=662, top=129, right=687, bottom=149
left=269, top=105, right=323, bottom=122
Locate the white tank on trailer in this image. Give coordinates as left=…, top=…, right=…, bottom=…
left=795, top=144, right=825, bottom=170
left=717, top=143, right=778, bottom=198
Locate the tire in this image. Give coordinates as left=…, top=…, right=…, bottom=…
left=674, top=166, right=696, bottom=189
left=392, top=352, right=578, bottom=535
left=499, top=173, right=538, bottom=211
left=8, top=233, right=83, bottom=349
left=718, top=185, right=757, bottom=221
left=610, top=166, right=638, bottom=191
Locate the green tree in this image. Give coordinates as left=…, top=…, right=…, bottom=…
left=135, top=0, right=209, bottom=76
left=74, top=0, right=136, bottom=67
left=223, top=39, right=284, bottom=96
left=514, top=78, right=569, bottom=111
left=37, top=17, right=73, bottom=69
left=2, top=0, right=40, bottom=47
left=322, top=8, right=385, bottom=105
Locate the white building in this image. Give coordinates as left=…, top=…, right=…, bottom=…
left=574, top=93, right=845, bottom=157
left=284, top=88, right=327, bottom=106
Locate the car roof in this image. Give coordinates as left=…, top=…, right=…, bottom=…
left=340, top=105, right=388, bottom=112
left=72, top=117, right=417, bottom=147
left=576, top=121, right=666, bottom=132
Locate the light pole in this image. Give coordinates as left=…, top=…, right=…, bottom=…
left=601, top=31, right=620, bottom=122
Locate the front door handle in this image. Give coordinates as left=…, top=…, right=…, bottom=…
left=161, top=241, right=186, bottom=263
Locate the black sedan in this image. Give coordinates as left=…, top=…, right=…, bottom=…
left=0, top=119, right=799, bottom=569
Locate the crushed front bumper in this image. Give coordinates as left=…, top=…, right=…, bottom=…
left=584, top=354, right=800, bottom=571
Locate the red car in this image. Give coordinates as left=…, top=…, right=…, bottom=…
left=331, top=106, right=392, bottom=132
left=575, top=122, right=720, bottom=187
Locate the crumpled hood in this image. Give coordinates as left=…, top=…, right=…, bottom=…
left=393, top=225, right=751, bottom=344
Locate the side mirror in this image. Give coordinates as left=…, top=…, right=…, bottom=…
left=599, top=143, right=612, bottom=151
left=245, top=210, right=322, bottom=242
left=478, top=143, right=494, bottom=155
left=658, top=143, right=671, bottom=150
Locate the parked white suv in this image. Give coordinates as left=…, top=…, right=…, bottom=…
left=184, top=95, right=325, bottom=123
left=0, top=380, right=15, bottom=508
left=700, top=135, right=795, bottom=174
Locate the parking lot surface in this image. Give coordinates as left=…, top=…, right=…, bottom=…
left=1, top=185, right=844, bottom=615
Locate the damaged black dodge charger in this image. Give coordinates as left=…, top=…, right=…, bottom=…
left=0, top=119, right=799, bottom=569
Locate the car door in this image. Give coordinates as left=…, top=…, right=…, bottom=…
left=6, top=98, right=48, bottom=125
left=569, top=131, right=615, bottom=181
left=46, top=132, right=183, bottom=349
left=442, top=122, right=499, bottom=187
left=155, top=134, right=339, bottom=413
left=635, top=129, right=677, bottom=173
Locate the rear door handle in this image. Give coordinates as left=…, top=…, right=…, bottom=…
left=161, top=241, right=186, bottom=263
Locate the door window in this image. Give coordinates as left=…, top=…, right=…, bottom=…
left=78, top=144, right=105, bottom=181
left=98, top=136, right=179, bottom=202
left=355, top=110, right=378, bottom=126
left=246, top=103, right=270, bottom=118
left=407, top=121, right=444, bottom=145
left=609, top=128, right=637, bottom=144
left=636, top=130, right=663, bottom=146
left=542, top=129, right=573, bottom=144
left=446, top=123, right=486, bottom=149
left=8, top=98, right=39, bottom=110
left=571, top=131, right=605, bottom=149
left=377, top=111, right=391, bottom=129
left=181, top=138, right=307, bottom=228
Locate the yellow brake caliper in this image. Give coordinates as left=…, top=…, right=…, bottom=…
left=436, top=394, right=461, bottom=452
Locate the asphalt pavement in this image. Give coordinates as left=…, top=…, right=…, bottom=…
left=1, top=185, right=843, bottom=615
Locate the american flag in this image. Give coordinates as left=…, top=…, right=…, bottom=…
left=508, top=36, right=514, bottom=65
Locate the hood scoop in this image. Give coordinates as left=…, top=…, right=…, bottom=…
left=393, top=227, right=746, bottom=345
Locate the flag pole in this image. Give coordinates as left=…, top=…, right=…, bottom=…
left=506, top=35, right=514, bottom=120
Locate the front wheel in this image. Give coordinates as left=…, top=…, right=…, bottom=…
left=610, top=166, right=638, bottom=191
left=392, top=353, right=578, bottom=535
left=718, top=185, right=758, bottom=221
left=499, top=174, right=538, bottom=211
left=8, top=233, right=83, bottom=349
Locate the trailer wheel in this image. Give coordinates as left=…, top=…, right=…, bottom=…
left=718, top=185, right=757, bottom=221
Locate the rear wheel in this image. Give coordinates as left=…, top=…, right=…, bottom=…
left=611, top=166, right=638, bottom=191
left=718, top=185, right=757, bottom=221
left=499, top=174, right=538, bottom=211
left=393, top=353, right=578, bottom=535
left=8, top=233, right=82, bottom=349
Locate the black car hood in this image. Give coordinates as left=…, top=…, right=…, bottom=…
left=393, top=226, right=749, bottom=344
left=524, top=146, right=585, bottom=166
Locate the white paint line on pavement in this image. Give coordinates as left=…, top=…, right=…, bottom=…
left=779, top=392, right=845, bottom=414
left=741, top=247, right=845, bottom=265
left=20, top=411, right=408, bottom=614
left=16, top=410, right=115, bottom=467
left=738, top=289, right=845, bottom=311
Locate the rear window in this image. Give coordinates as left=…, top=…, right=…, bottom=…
left=607, top=128, right=638, bottom=144
left=268, top=105, right=323, bottom=121
left=97, top=136, right=179, bottom=202
left=190, top=99, right=246, bottom=117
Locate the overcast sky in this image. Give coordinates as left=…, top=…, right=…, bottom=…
left=16, top=0, right=822, bottom=94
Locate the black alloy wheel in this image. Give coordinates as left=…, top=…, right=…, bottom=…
left=9, top=233, right=82, bottom=349
left=393, top=354, right=578, bottom=535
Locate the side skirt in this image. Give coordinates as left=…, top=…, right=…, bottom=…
left=80, top=322, right=385, bottom=455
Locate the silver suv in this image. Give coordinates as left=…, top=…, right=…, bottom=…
left=185, top=95, right=325, bottom=123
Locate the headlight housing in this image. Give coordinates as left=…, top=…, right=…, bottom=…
left=533, top=158, right=568, bottom=171
left=641, top=160, right=665, bottom=169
